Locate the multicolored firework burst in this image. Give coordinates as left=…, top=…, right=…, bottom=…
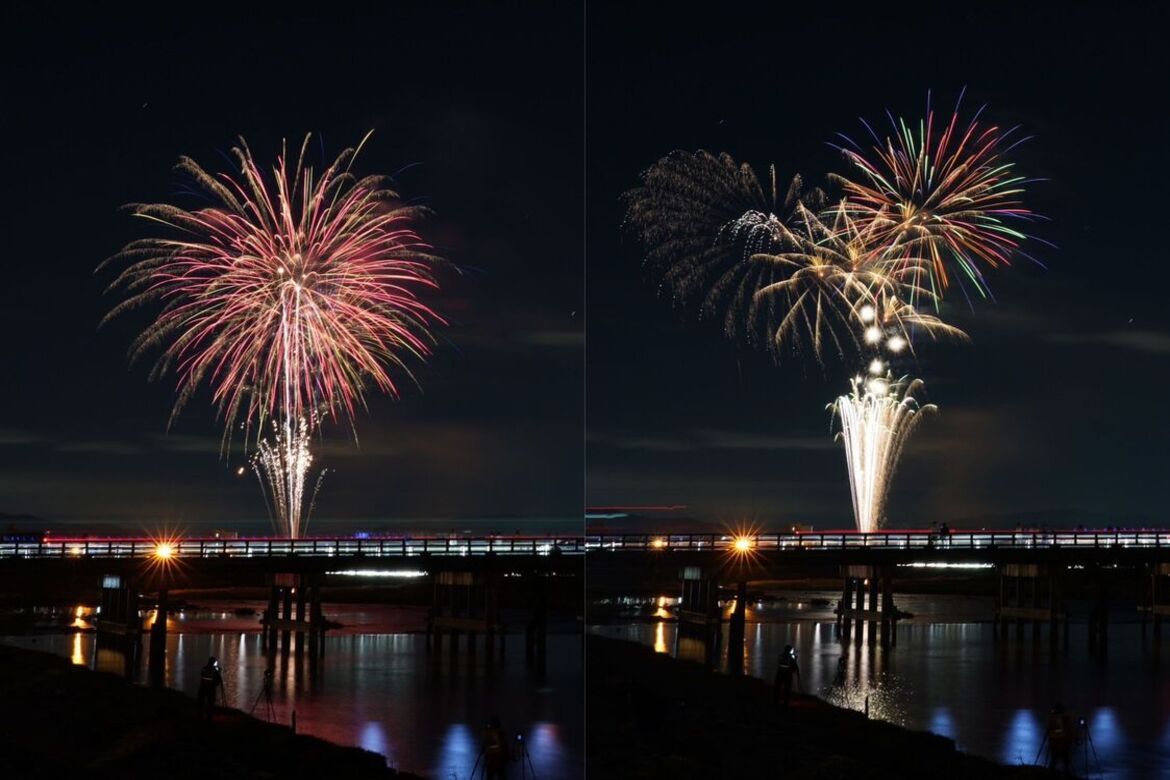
left=749, top=200, right=967, bottom=363
left=830, top=375, right=935, bottom=533
left=625, top=94, right=1043, bottom=532
left=830, top=90, right=1043, bottom=302
left=102, top=133, right=444, bottom=537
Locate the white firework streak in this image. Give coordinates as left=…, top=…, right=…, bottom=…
left=830, top=376, right=935, bottom=533
left=251, top=416, right=323, bottom=539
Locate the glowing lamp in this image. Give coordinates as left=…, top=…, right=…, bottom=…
left=154, top=542, right=175, bottom=560
left=733, top=536, right=754, bottom=553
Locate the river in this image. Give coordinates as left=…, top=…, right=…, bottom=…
left=2, top=602, right=583, bottom=780
left=589, top=591, right=1170, bottom=779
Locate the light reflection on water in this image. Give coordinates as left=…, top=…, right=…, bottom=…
left=591, top=609, right=1170, bottom=779
left=3, top=622, right=582, bottom=780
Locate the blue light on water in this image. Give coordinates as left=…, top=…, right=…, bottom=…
left=929, top=707, right=956, bottom=741
left=436, top=722, right=477, bottom=779
left=1001, top=709, right=1042, bottom=767
left=360, top=720, right=388, bottom=757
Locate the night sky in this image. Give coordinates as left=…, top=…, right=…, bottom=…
left=1, top=5, right=582, bottom=532
left=7, top=5, right=1170, bottom=536
left=586, top=4, right=1170, bottom=530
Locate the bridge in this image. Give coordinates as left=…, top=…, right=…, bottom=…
left=586, top=529, right=1170, bottom=558
left=0, top=534, right=585, bottom=560
left=1, top=534, right=584, bottom=686
left=587, top=528, right=1170, bottom=671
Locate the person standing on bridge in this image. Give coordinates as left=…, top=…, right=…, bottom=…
left=197, top=656, right=224, bottom=721
left=774, top=645, right=800, bottom=708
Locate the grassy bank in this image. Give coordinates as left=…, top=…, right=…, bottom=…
left=0, top=644, right=418, bottom=779
left=586, top=634, right=1050, bottom=779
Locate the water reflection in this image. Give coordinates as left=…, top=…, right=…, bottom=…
left=2, top=613, right=581, bottom=780
left=1002, top=709, right=1042, bottom=767
left=70, top=631, right=86, bottom=666
left=360, top=720, right=390, bottom=758
left=437, top=722, right=477, bottom=779
left=929, top=707, right=956, bottom=742
left=590, top=615, right=1170, bottom=778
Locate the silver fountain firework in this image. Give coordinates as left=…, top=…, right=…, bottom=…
left=250, top=416, right=324, bottom=539
left=831, top=375, right=935, bottom=533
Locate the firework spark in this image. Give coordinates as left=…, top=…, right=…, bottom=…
left=251, top=417, right=323, bottom=539
left=830, top=376, right=935, bottom=532
left=102, top=133, right=443, bottom=537
left=831, top=91, right=1043, bottom=301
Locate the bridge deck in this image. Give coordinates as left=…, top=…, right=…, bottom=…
left=0, top=536, right=584, bottom=560
left=586, top=530, right=1170, bottom=553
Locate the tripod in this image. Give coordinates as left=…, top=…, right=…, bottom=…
left=513, top=733, right=537, bottom=780
left=250, top=668, right=276, bottom=722
left=1079, top=720, right=1102, bottom=779
left=1031, top=733, right=1048, bottom=767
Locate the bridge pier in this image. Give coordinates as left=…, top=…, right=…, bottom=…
left=676, top=565, right=722, bottom=667
left=995, top=564, right=1064, bottom=648
left=95, top=573, right=142, bottom=677
left=429, top=568, right=505, bottom=657
left=726, top=578, right=747, bottom=675
left=262, top=573, right=328, bottom=659
left=1146, top=563, right=1170, bottom=642
left=837, top=566, right=898, bottom=646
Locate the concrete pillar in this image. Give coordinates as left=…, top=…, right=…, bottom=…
left=867, top=573, right=879, bottom=645
left=881, top=574, right=894, bottom=647
left=727, top=579, right=747, bottom=676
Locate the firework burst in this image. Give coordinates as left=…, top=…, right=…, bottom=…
left=831, top=90, right=1043, bottom=301
left=101, top=132, right=443, bottom=439
left=830, top=375, right=935, bottom=533
left=103, top=133, right=444, bottom=537
left=749, top=200, right=967, bottom=363
left=623, top=150, right=824, bottom=346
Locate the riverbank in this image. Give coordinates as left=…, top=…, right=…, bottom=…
left=586, top=634, right=1051, bottom=779
left=0, top=644, right=421, bottom=779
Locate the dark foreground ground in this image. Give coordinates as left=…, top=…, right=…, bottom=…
left=0, top=645, right=420, bottom=780
left=587, top=635, right=1053, bottom=779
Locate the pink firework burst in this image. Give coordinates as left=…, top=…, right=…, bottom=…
left=101, top=132, right=445, bottom=440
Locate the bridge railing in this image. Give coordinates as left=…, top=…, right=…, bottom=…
left=0, top=536, right=585, bottom=560
left=585, top=530, right=1170, bottom=552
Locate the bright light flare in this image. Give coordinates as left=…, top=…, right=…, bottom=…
left=651, top=537, right=668, bottom=549
left=733, top=536, right=755, bottom=553
left=153, top=542, right=175, bottom=560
